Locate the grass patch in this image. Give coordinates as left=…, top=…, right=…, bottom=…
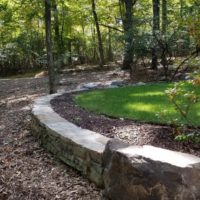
left=75, top=83, right=200, bottom=126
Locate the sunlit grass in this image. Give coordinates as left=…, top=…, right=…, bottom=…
left=75, top=83, right=200, bottom=126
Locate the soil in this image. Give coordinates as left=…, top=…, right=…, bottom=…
left=51, top=92, right=200, bottom=157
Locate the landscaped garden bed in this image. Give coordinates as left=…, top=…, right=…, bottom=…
left=51, top=83, right=200, bottom=157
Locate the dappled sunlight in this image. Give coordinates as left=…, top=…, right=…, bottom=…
left=125, top=103, right=161, bottom=112
left=129, top=91, right=164, bottom=97
left=120, top=145, right=200, bottom=167
left=196, top=111, right=200, bottom=117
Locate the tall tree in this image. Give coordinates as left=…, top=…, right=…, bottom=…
left=52, top=0, right=62, bottom=56
left=45, top=0, right=56, bottom=94
left=107, top=27, right=113, bottom=61
left=91, top=0, right=105, bottom=67
left=162, top=0, right=167, bottom=35
left=180, top=0, right=184, bottom=18
left=152, top=0, right=160, bottom=70
left=120, top=0, right=135, bottom=70
left=160, top=0, right=167, bottom=74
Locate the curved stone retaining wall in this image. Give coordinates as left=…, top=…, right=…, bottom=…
left=31, top=90, right=109, bottom=187
left=32, top=90, right=200, bottom=199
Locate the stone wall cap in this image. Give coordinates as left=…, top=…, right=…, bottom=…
left=32, top=91, right=109, bottom=154
left=117, top=145, right=200, bottom=168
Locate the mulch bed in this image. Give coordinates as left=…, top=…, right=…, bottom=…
left=51, top=92, right=200, bottom=157
left=0, top=77, right=101, bottom=200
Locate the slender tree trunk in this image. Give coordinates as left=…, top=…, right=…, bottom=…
left=152, top=0, right=160, bottom=70
left=67, top=40, right=72, bottom=65
left=108, top=27, right=113, bottom=61
left=52, top=0, right=62, bottom=55
left=81, top=24, right=86, bottom=64
left=91, top=0, right=105, bottom=67
left=121, top=0, right=134, bottom=70
left=161, top=0, right=167, bottom=75
left=45, top=0, right=56, bottom=94
left=180, top=0, right=183, bottom=18
left=92, top=26, right=97, bottom=63
left=60, top=1, right=65, bottom=50
left=162, top=0, right=167, bottom=35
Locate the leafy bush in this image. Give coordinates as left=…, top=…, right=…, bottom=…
left=164, top=75, right=200, bottom=142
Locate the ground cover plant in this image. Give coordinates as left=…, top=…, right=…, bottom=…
left=75, top=82, right=200, bottom=127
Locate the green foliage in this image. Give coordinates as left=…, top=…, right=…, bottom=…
left=165, top=81, right=199, bottom=125
left=0, top=0, right=200, bottom=75
left=164, top=73, right=200, bottom=142
left=175, top=132, right=200, bottom=143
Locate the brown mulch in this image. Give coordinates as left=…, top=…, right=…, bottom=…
left=0, top=66, right=134, bottom=200
left=51, top=92, right=200, bottom=157
left=0, top=72, right=106, bottom=200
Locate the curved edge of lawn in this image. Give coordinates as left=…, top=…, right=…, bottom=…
left=75, top=83, right=200, bottom=127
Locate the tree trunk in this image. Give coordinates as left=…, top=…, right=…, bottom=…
left=92, top=26, right=98, bottom=63
left=60, top=1, right=65, bottom=51
left=162, top=0, right=167, bottom=35
left=67, top=40, right=72, bottom=65
left=161, top=0, right=167, bottom=75
left=121, top=0, right=134, bottom=70
left=180, top=0, right=183, bottom=18
left=52, top=0, right=62, bottom=56
left=45, top=0, right=56, bottom=94
left=91, top=0, right=105, bottom=67
left=107, top=27, right=113, bottom=61
left=151, top=0, right=160, bottom=70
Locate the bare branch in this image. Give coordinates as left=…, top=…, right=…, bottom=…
left=99, top=23, right=123, bottom=33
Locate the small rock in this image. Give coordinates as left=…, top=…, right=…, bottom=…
left=57, top=89, right=66, bottom=93
left=59, top=79, right=67, bottom=85
left=110, top=80, right=124, bottom=86
left=0, top=125, right=5, bottom=131
left=108, top=85, right=118, bottom=89
left=159, top=76, right=168, bottom=81
left=78, top=82, right=102, bottom=89
left=185, top=75, right=191, bottom=80
left=136, top=82, right=146, bottom=86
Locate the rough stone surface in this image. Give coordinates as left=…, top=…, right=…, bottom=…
left=135, top=81, right=146, bottom=86
left=32, top=91, right=109, bottom=187
left=77, top=82, right=103, bottom=89
left=77, top=80, right=125, bottom=90
left=103, top=139, right=200, bottom=200
left=110, top=80, right=124, bottom=86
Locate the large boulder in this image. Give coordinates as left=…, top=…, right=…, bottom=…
left=103, top=139, right=200, bottom=200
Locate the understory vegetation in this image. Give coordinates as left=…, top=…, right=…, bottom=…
left=0, top=0, right=200, bottom=78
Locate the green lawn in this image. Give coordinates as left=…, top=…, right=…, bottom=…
left=75, top=83, right=200, bottom=126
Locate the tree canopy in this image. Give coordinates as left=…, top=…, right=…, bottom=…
left=0, top=0, right=199, bottom=76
